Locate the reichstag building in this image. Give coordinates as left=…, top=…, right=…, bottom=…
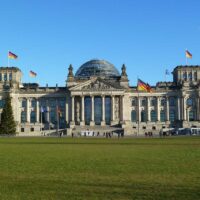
left=0, top=59, right=200, bottom=135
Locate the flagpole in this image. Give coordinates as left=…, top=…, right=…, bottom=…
left=137, top=90, right=140, bottom=137
left=40, top=107, right=43, bottom=133
left=137, top=77, right=140, bottom=137
left=185, top=49, right=188, bottom=65
left=7, top=51, right=10, bottom=67
left=56, top=104, right=59, bottom=136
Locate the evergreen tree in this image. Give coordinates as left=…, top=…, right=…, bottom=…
left=0, top=93, right=16, bottom=135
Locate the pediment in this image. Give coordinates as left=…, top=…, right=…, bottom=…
left=69, top=77, right=122, bottom=91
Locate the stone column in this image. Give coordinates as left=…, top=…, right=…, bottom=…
left=65, top=95, right=69, bottom=124
left=120, top=96, right=124, bottom=122
left=80, top=96, right=85, bottom=126
left=71, top=96, right=75, bottom=122
left=101, top=95, right=105, bottom=125
left=26, top=98, right=30, bottom=123
left=138, top=96, right=141, bottom=122
left=46, top=106, right=50, bottom=123
left=183, top=97, right=186, bottom=121
left=90, top=95, right=95, bottom=126
left=157, top=97, right=160, bottom=121
left=147, top=97, right=150, bottom=121
left=166, top=97, right=169, bottom=121
left=198, top=96, right=200, bottom=121
left=36, top=99, right=40, bottom=122
left=112, top=96, right=115, bottom=121
left=177, top=97, right=180, bottom=120
left=111, top=96, right=115, bottom=124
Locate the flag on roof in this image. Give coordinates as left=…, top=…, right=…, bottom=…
left=185, top=50, right=192, bottom=58
left=137, top=79, right=152, bottom=92
left=29, top=70, right=37, bottom=77
left=8, top=51, right=18, bottom=59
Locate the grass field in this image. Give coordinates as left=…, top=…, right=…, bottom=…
left=0, top=136, right=199, bottom=200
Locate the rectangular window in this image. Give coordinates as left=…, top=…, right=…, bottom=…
left=9, top=73, right=12, bottom=81
left=31, top=127, right=34, bottom=132
left=21, top=128, right=24, bottom=132
left=4, top=74, right=7, bottom=81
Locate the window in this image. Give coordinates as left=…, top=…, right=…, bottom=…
left=131, top=110, right=137, bottom=122
left=188, top=72, right=192, bottom=81
left=31, top=127, right=34, bottom=132
left=183, top=72, right=187, bottom=81
left=141, top=99, right=146, bottom=106
left=31, top=99, right=36, bottom=107
left=58, top=99, right=65, bottom=107
left=131, top=99, right=137, bottom=106
left=21, top=111, right=26, bottom=123
left=150, top=110, right=157, bottom=122
left=49, top=99, right=56, bottom=108
left=189, top=110, right=195, bottom=121
left=0, top=73, right=2, bottom=81
left=0, top=99, right=5, bottom=109
left=141, top=110, right=146, bottom=122
left=161, top=99, right=165, bottom=106
left=50, top=110, right=56, bottom=124
left=169, top=110, right=175, bottom=122
left=169, top=97, right=175, bottom=106
left=22, top=99, right=27, bottom=108
left=4, top=74, right=7, bottom=81
left=21, top=128, right=24, bottom=132
left=151, top=98, right=156, bottom=106
left=9, top=73, right=12, bottom=81
left=160, top=110, right=166, bottom=122
left=187, top=98, right=193, bottom=106
left=194, top=72, right=197, bottom=81
left=30, top=111, right=36, bottom=123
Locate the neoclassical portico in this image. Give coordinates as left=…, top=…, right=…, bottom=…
left=69, top=77, right=125, bottom=127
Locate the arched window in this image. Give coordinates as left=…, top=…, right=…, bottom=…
left=187, top=98, right=193, bottom=107
left=30, top=111, right=36, bottom=123
left=131, top=110, right=137, bottom=122
left=141, top=110, right=146, bottom=122
left=150, top=110, right=157, bottom=122
left=169, top=110, right=175, bottom=122
left=189, top=110, right=195, bottom=121
left=160, top=110, right=165, bottom=122
left=21, top=111, right=26, bottom=123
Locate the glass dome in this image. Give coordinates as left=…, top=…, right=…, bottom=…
left=75, top=59, right=120, bottom=78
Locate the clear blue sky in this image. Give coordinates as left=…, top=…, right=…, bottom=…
left=0, top=0, right=200, bottom=86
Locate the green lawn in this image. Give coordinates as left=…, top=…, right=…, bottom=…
left=0, top=137, right=199, bottom=200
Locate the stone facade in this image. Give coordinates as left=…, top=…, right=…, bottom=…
left=0, top=61, right=200, bottom=136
